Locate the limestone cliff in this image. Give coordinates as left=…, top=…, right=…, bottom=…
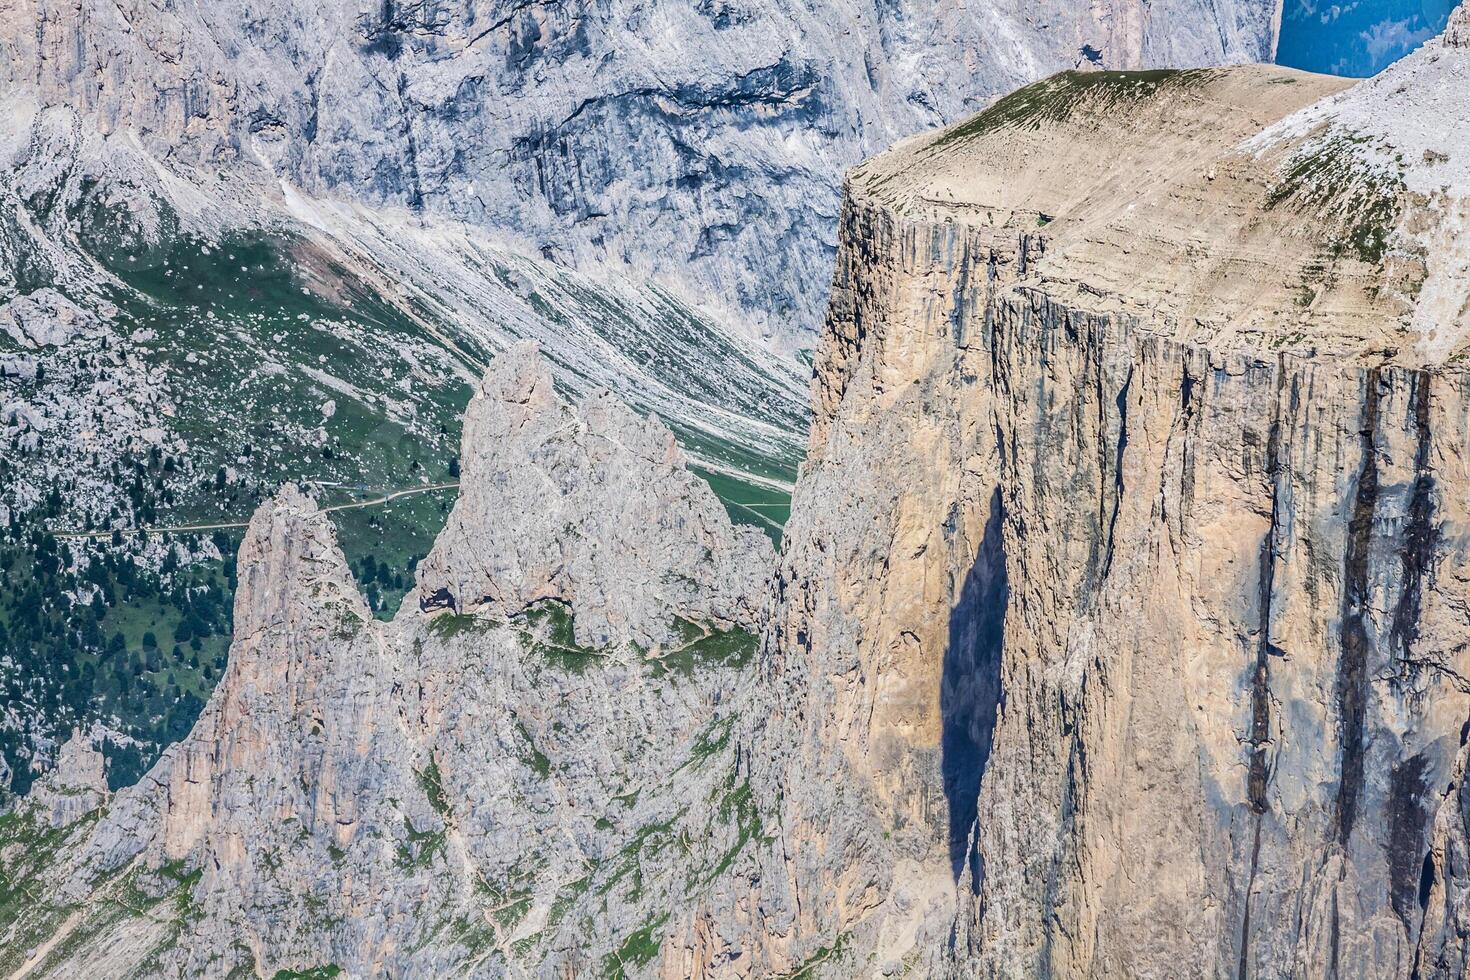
left=704, top=19, right=1470, bottom=978
left=0, top=348, right=771, bottom=977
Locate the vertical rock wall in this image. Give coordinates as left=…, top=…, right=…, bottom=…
left=749, top=183, right=1470, bottom=975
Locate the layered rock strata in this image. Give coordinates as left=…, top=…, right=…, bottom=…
left=12, top=17, right=1470, bottom=980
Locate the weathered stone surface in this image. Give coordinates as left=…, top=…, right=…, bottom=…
left=417, top=340, right=774, bottom=648
left=0, top=0, right=1280, bottom=341
left=13, top=13, right=1470, bottom=980
left=26, top=731, right=107, bottom=829
left=685, top=29, right=1470, bottom=978
left=0, top=288, right=102, bottom=348
left=2, top=437, right=765, bottom=977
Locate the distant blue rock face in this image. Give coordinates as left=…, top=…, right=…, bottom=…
left=1277, top=0, right=1456, bottom=76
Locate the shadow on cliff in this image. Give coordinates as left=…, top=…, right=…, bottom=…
left=942, top=488, right=1008, bottom=891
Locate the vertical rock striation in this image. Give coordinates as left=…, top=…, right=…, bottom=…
left=14, top=16, right=1470, bottom=980
left=726, top=31, right=1470, bottom=977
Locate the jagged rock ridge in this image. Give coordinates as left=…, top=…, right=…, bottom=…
left=0, top=348, right=772, bottom=977
left=417, top=341, right=774, bottom=648
left=16, top=12, right=1470, bottom=980
left=0, top=0, right=1286, bottom=804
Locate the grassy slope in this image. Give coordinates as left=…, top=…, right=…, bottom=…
left=1, top=211, right=804, bottom=792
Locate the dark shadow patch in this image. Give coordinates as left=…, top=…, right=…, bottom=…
left=1392, top=371, right=1438, bottom=681
left=1389, top=752, right=1434, bottom=928
left=1101, top=367, right=1133, bottom=579
left=1336, top=368, right=1381, bottom=846
left=942, top=488, right=1009, bottom=890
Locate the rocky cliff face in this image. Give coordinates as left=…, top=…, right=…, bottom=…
left=0, top=0, right=1282, bottom=341
left=0, top=67, right=808, bottom=795
left=18, top=12, right=1470, bottom=980
left=714, top=20, right=1470, bottom=978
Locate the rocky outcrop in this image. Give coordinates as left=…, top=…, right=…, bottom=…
left=1448, top=3, right=1470, bottom=47
left=1, top=403, right=767, bottom=976
left=0, top=0, right=1281, bottom=341
left=701, top=33, right=1470, bottom=978
left=26, top=731, right=107, bottom=829
left=1416, top=730, right=1470, bottom=977
left=14, top=15, right=1470, bottom=980
left=417, top=341, right=774, bottom=648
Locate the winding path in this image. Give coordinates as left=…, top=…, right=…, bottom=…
left=56, top=482, right=461, bottom=540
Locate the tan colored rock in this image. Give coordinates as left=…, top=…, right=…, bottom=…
left=699, top=45, right=1470, bottom=980
left=11, top=21, right=1470, bottom=980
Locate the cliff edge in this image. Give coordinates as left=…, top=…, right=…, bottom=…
left=732, top=20, right=1470, bottom=978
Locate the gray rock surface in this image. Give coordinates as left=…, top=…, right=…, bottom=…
left=26, top=731, right=107, bottom=829
left=0, top=288, right=102, bottom=348
left=418, top=341, right=774, bottom=648
left=0, top=390, right=767, bottom=977
left=0, top=0, right=1281, bottom=342
left=27, top=7, right=1470, bottom=980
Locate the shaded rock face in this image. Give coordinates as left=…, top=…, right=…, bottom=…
left=417, top=341, right=774, bottom=648
left=0, top=0, right=1280, bottom=340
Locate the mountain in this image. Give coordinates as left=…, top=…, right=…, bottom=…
left=0, top=0, right=1282, bottom=797
left=735, top=12, right=1470, bottom=975
left=0, top=113, right=805, bottom=791
left=1, top=348, right=773, bottom=977
left=9, top=9, right=1470, bottom=976
left=1, top=0, right=1282, bottom=344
